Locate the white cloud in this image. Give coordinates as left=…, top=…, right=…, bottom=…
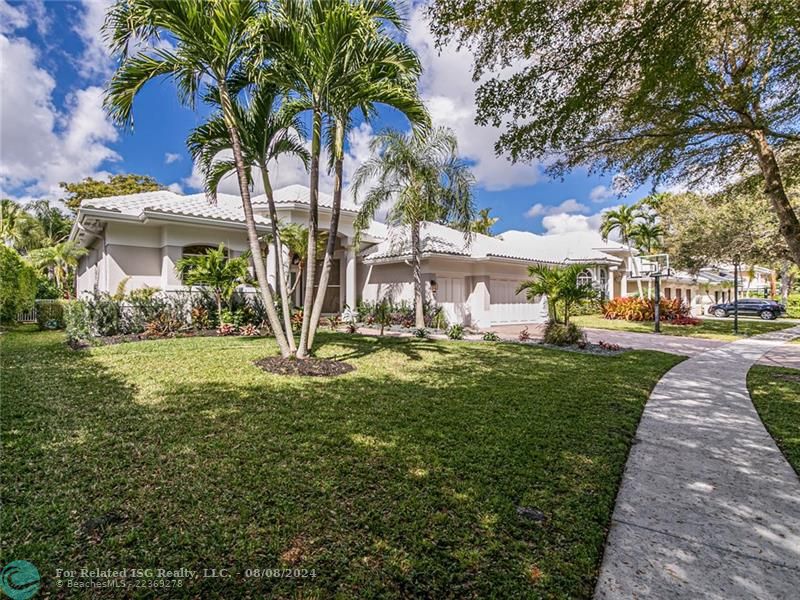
left=0, top=33, right=119, bottom=197
left=407, top=8, right=540, bottom=191
left=542, top=212, right=606, bottom=235
left=589, top=185, right=614, bottom=203
left=0, top=0, right=48, bottom=35
left=166, top=182, right=183, bottom=194
left=525, top=198, right=588, bottom=218
left=165, top=152, right=182, bottom=164
left=74, top=0, right=114, bottom=79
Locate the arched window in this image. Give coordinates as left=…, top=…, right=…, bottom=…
left=577, top=269, right=594, bottom=287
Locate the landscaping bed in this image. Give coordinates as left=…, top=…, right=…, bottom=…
left=1, top=329, right=680, bottom=598
left=572, top=314, right=796, bottom=341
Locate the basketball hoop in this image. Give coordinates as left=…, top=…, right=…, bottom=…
left=633, top=254, right=671, bottom=279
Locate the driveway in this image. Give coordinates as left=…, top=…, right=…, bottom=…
left=489, top=323, right=800, bottom=368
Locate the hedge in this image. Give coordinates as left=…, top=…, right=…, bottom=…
left=0, top=246, right=37, bottom=323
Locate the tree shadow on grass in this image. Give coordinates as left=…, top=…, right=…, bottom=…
left=2, top=330, right=681, bottom=599
left=311, top=331, right=452, bottom=362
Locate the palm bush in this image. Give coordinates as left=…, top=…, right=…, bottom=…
left=175, top=244, right=250, bottom=317
left=517, top=263, right=598, bottom=325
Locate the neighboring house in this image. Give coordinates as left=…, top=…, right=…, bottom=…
left=69, top=185, right=739, bottom=325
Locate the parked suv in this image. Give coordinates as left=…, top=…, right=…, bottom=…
left=707, top=298, right=786, bottom=320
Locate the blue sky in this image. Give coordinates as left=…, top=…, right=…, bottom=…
left=0, top=0, right=646, bottom=235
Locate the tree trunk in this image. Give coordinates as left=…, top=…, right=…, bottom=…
left=307, top=119, right=344, bottom=349
left=216, top=290, right=222, bottom=320
left=296, top=109, right=323, bottom=359
left=749, top=130, right=800, bottom=268
left=260, top=164, right=296, bottom=353
left=218, top=83, right=290, bottom=357
left=780, top=261, right=792, bottom=304
left=412, top=221, right=424, bottom=328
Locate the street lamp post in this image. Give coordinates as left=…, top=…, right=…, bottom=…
left=733, top=255, right=740, bottom=335
left=653, top=273, right=661, bottom=334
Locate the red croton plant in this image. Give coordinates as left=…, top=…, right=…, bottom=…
left=602, top=297, right=699, bottom=324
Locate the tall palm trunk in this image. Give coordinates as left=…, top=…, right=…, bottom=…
left=307, top=119, right=344, bottom=349
left=749, top=130, right=800, bottom=267
left=411, top=220, right=424, bottom=328
left=260, top=164, right=296, bottom=353
left=219, top=83, right=290, bottom=357
left=297, top=109, right=323, bottom=358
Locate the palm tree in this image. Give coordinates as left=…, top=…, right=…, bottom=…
left=277, top=223, right=328, bottom=295
left=175, top=244, right=250, bottom=317
left=1, top=199, right=46, bottom=252
left=263, top=0, right=427, bottom=356
left=516, top=263, right=597, bottom=325
left=26, top=199, right=73, bottom=244
left=187, top=83, right=309, bottom=351
left=630, top=222, right=664, bottom=255
left=103, top=0, right=292, bottom=357
left=28, top=241, right=88, bottom=297
left=516, top=263, right=561, bottom=322
left=471, top=208, right=499, bottom=236
left=600, top=205, right=644, bottom=296
left=353, top=127, right=476, bottom=328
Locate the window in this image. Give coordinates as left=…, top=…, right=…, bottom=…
left=182, top=245, right=218, bottom=258
left=685, top=289, right=691, bottom=304
left=664, top=287, right=671, bottom=299
left=577, top=269, right=593, bottom=287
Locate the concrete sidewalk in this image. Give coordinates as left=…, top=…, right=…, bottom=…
left=594, top=326, right=800, bottom=599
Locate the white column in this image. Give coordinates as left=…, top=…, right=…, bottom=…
left=620, top=272, right=628, bottom=298
left=607, top=267, right=617, bottom=300
left=345, top=245, right=357, bottom=310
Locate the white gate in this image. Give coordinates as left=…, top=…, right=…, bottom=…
left=436, top=276, right=466, bottom=325
left=488, top=279, right=548, bottom=324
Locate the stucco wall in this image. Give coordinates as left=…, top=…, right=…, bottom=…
left=76, top=241, right=102, bottom=297
left=359, top=262, right=415, bottom=304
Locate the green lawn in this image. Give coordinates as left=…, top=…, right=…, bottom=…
left=573, top=314, right=796, bottom=341
left=1, top=328, right=680, bottom=598
left=748, top=366, right=800, bottom=474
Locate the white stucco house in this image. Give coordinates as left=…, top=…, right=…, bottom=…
left=69, top=184, right=742, bottom=326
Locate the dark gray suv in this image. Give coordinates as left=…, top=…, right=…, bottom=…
left=707, top=298, right=786, bottom=320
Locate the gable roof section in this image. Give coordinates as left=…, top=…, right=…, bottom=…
left=362, top=222, right=624, bottom=265
left=252, top=183, right=358, bottom=212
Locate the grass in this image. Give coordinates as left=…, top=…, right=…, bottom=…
left=748, top=365, right=800, bottom=474
left=1, top=327, right=681, bottom=598
left=572, top=314, right=795, bottom=341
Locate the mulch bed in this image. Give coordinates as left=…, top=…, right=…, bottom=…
left=254, top=356, right=355, bottom=377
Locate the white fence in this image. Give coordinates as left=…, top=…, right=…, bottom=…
left=16, top=299, right=59, bottom=323
left=489, top=298, right=548, bottom=325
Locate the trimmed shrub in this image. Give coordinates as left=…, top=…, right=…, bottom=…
left=786, top=294, right=800, bottom=319
left=36, top=301, right=65, bottom=330
left=0, top=246, right=37, bottom=322
left=446, top=324, right=464, bottom=340
left=413, top=327, right=428, bottom=338
left=602, top=297, right=688, bottom=321
left=543, top=321, right=586, bottom=346
left=64, top=300, right=91, bottom=342
left=482, top=331, right=500, bottom=341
